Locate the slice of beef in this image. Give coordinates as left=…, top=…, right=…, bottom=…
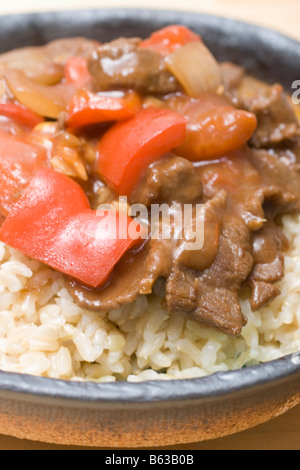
left=194, top=214, right=253, bottom=335
left=88, top=38, right=180, bottom=94
left=165, top=191, right=226, bottom=316
left=196, top=289, right=247, bottom=336
left=165, top=193, right=252, bottom=336
left=66, top=242, right=151, bottom=312
left=66, top=236, right=175, bottom=312
left=250, top=149, right=300, bottom=214
left=165, top=267, right=198, bottom=314
left=252, top=91, right=300, bottom=148
left=130, top=155, right=203, bottom=206
left=250, top=281, right=280, bottom=311
left=66, top=143, right=300, bottom=336
left=139, top=239, right=173, bottom=294
left=232, top=76, right=300, bottom=147
left=66, top=192, right=225, bottom=325
left=197, top=152, right=268, bottom=231
left=240, top=181, right=297, bottom=224
left=248, top=221, right=286, bottom=310
left=270, top=141, right=300, bottom=171
left=166, top=213, right=253, bottom=336
left=176, top=189, right=227, bottom=271
left=250, top=222, right=286, bottom=283
left=220, top=62, right=245, bottom=90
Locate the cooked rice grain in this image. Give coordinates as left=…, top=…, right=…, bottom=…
left=0, top=214, right=300, bottom=382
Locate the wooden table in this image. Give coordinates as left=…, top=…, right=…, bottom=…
left=0, top=405, right=299, bottom=450
left=1, top=0, right=300, bottom=41
left=0, top=0, right=299, bottom=451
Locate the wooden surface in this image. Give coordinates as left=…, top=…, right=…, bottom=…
left=0, top=0, right=299, bottom=451
left=0, top=405, right=299, bottom=450
left=0, top=0, right=300, bottom=41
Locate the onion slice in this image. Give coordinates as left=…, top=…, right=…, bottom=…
left=165, top=41, right=222, bottom=97
left=0, top=38, right=99, bottom=86
left=0, top=48, right=64, bottom=86
left=5, top=70, right=75, bottom=119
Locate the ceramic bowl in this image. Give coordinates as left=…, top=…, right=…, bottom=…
left=0, top=8, right=300, bottom=448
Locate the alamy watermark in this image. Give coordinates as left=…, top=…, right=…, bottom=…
left=96, top=198, right=206, bottom=251
left=292, top=80, right=300, bottom=105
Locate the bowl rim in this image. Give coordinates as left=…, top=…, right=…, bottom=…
left=0, top=7, right=300, bottom=405
left=0, top=354, right=299, bottom=405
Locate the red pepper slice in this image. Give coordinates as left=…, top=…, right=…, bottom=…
left=0, top=132, right=47, bottom=217
left=97, top=106, right=186, bottom=196
left=139, top=25, right=201, bottom=56
left=0, top=168, right=141, bottom=288
left=0, top=103, right=44, bottom=129
left=64, top=56, right=91, bottom=88
left=67, top=90, right=142, bottom=129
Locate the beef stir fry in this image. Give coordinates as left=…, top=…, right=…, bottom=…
left=0, top=25, right=299, bottom=337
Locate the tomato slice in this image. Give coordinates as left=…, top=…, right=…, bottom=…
left=0, top=103, right=44, bottom=129
left=139, top=25, right=201, bottom=56
left=67, top=90, right=142, bottom=129
left=97, top=106, right=186, bottom=196
left=168, top=95, right=257, bottom=161
left=0, top=132, right=47, bottom=217
left=0, top=168, right=141, bottom=288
